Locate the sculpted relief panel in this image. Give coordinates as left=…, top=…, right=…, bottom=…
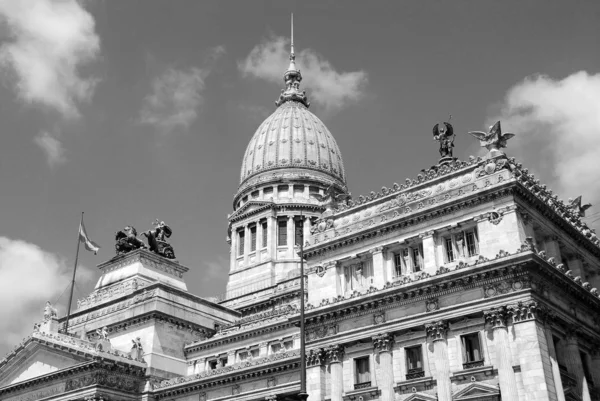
left=310, top=167, right=510, bottom=245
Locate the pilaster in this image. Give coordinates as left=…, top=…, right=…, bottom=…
left=591, top=346, right=600, bottom=391
left=484, top=306, right=519, bottom=401
left=373, top=333, right=394, bottom=401
left=564, top=330, right=592, bottom=400
left=327, top=344, right=344, bottom=401
left=566, top=257, right=584, bottom=279
left=508, top=302, right=559, bottom=401
left=370, top=247, right=386, bottom=288
left=419, top=231, right=436, bottom=274
left=544, top=236, right=562, bottom=265
left=425, top=320, right=452, bottom=401
left=287, top=215, right=295, bottom=258
left=244, top=224, right=251, bottom=266
left=307, top=348, right=327, bottom=401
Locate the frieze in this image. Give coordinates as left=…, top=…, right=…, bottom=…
left=306, top=324, right=337, bottom=341
left=77, top=278, right=147, bottom=310
left=70, top=289, right=157, bottom=326
left=65, top=371, right=141, bottom=393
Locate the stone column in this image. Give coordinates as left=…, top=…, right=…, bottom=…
left=419, top=231, right=436, bottom=274
left=544, top=236, right=562, bottom=264
left=244, top=224, right=251, bottom=265
left=268, top=216, right=275, bottom=259
left=287, top=215, right=295, bottom=258
left=566, top=257, right=584, bottom=279
left=370, top=247, right=386, bottom=288
left=303, top=214, right=311, bottom=245
left=591, top=347, right=600, bottom=391
left=564, top=330, right=591, bottom=400
left=425, top=321, right=452, bottom=401
left=484, top=307, right=519, bottom=401
left=327, top=344, right=344, bottom=401
left=543, top=321, right=565, bottom=401
left=306, top=348, right=327, bottom=401
left=230, top=226, right=237, bottom=270
left=373, top=333, right=395, bottom=401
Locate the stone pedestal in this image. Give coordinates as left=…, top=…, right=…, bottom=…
left=373, top=333, right=395, bottom=401
left=327, top=345, right=344, bottom=401
left=484, top=308, right=519, bottom=401
left=426, top=321, right=452, bottom=401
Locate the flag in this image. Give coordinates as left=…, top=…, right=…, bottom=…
left=79, top=218, right=100, bottom=254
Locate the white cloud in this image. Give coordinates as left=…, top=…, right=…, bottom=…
left=33, top=131, right=66, bottom=167
left=0, top=237, right=93, bottom=348
left=239, top=36, right=368, bottom=112
left=0, top=0, right=100, bottom=119
left=139, top=67, right=208, bottom=133
left=491, top=71, right=600, bottom=228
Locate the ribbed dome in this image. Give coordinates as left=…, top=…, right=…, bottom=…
left=239, top=101, right=346, bottom=186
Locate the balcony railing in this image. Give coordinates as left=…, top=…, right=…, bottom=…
left=406, top=368, right=425, bottom=380
left=559, top=369, right=576, bottom=389
left=462, top=360, right=485, bottom=370
left=354, top=382, right=372, bottom=390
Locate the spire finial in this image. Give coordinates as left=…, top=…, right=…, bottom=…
left=275, top=14, right=309, bottom=108
left=291, top=13, right=294, bottom=58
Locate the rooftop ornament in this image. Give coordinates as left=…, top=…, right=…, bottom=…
left=432, top=120, right=455, bottom=165
left=114, top=220, right=175, bottom=259
left=468, top=120, right=515, bottom=158
left=275, top=14, right=310, bottom=108
left=568, top=196, right=592, bottom=218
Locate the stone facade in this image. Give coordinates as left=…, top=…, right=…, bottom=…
left=2, top=32, right=600, bottom=401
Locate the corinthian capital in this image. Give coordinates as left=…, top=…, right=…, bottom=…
left=484, top=306, right=509, bottom=329
left=306, top=348, right=326, bottom=367
left=326, top=344, right=344, bottom=364
left=372, top=333, right=394, bottom=353
left=425, top=320, right=449, bottom=341
left=507, top=301, right=549, bottom=324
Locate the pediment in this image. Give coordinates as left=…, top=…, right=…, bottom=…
left=230, top=201, right=273, bottom=220
left=453, top=382, right=500, bottom=400
left=403, top=392, right=437, bottom=401
left=0, top=340, right=89, bottom=387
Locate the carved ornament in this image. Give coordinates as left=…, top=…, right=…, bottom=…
left=372, top=333, right=394, bottom=353
left=326, top=344, right=344, bottom=364
left=425, top=320, right=448, bottom=341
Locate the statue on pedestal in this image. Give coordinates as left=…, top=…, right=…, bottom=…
left=43, top=301, right=57, bottom=321
left=143, top=220, right=175, bottom=259
left=433, top=121, right=455, bottom=163
left=130, top=337, right=144, bottom=361
left=567, top=196, right=592, bottom=218
left=314, top=184, right=351, bottom=212
left=115, top=226, right=146, bottom=255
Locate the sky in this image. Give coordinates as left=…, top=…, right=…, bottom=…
left=0, top=0, right=599, bottom=354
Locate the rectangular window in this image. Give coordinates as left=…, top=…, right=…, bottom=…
left=250, top=226, right=257, bottom=252
left=271, top=343, right=282, bottom=354
left=283, top=340, right=293, bottom=350
left=278, top=185, right=289, bottom=198
left=354, top=356, right=371, bottom=387
left=278, top=220, right=287, bottom=246
left=412, top=245, right=423, bottom=272
left=294, top=185, right=304, bottom=197
left=250, top=348, right=259, bottom=358
left=444, top=236, right=455, bottom=262
left=405, top=346, right=424, bottom=379
left=309, top=186, right=320, bottom=199
left=295, top=219, right=303, bottom=245
left=465, top=229, right=479, bottom=257
left=263, top=187, right=273, bottom=197
left=262, top=222, right=268, bottom=248
left=461, top=333, right=483, bottom=369
left=394, top=252, right=403, bottom=276
left=251, top=190, right=259, bottom=199
left=238, top=351, right=248, bottom=362
left=343, top=263, right=366, bottom=293
left=220, top=357, right=228, bottom=367
left=208, top=360, right=218, bottom=370
left=238, top=230, right=245, bottom=256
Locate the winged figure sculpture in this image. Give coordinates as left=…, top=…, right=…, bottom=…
left=568, top=196, right=592, bottom=217
left=468, top=121, right=515, bottom=152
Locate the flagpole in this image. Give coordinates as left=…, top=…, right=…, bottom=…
left=63, top=212, right=83, bottom=335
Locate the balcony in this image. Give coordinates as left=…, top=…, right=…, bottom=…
left=406, top=368, right=425, bottom=380
left=354, top=382, right=372, bottom=390
left=462, top=360, right=485, bottom=370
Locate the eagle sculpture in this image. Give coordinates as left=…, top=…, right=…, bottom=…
left=468, top=121, right=515, bottom=152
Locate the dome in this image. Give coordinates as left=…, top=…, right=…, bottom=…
left=239, top=101, right=346, bottom=187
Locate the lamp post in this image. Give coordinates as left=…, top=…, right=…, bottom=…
left=295, top=211, right=309, bottom=401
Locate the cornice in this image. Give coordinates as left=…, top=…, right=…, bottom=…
left=229, top=201, right=325, bottom=224
left=153, top=350, right=300, bottom=396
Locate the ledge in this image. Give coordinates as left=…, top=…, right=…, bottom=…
left=342, top=386, right=380, bottom=401
left=395, top=375, right=435, bottom=390
left=451, top=364, right=495, bottom=381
